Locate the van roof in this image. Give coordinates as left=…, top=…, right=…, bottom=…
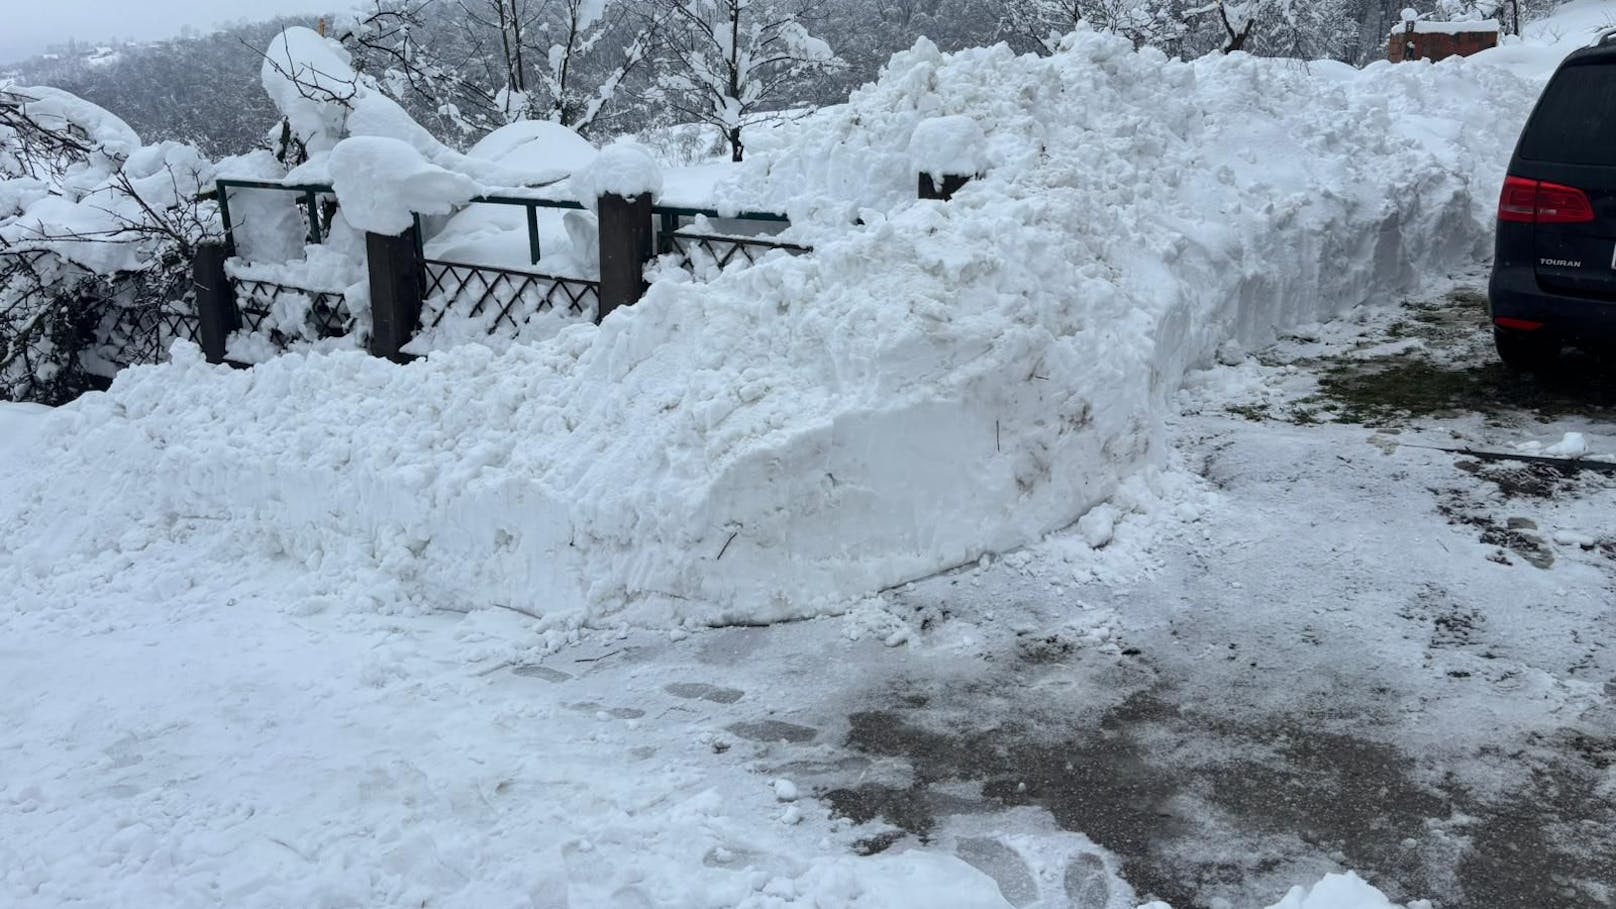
left=1563, top=34, right=1616, bottom=66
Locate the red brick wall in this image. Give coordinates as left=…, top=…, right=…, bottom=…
left=1388, top=28, right=1499, bottom=63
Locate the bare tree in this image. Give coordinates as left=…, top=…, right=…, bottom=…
left=1000, top=0, right=1190, bottom=54
left=650, top=0, right=842, bottom=162
left=534, top=0, right=660, bottom=133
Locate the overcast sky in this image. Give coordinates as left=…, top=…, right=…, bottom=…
left=1, top=0, right=335, bottom=64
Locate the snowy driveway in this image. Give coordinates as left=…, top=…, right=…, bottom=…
left=3, top=273, right=1613, bottom=909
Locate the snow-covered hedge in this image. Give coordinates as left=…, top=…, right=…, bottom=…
left=1, top=31, right=1539, bottom=627
left=1, top=83, right=217, bottom=403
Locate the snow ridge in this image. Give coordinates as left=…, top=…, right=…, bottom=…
left=1, top=30, right=1537, bottom=631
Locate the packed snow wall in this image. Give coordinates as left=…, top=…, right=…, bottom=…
left=0, top=30, right=1540, bottom=628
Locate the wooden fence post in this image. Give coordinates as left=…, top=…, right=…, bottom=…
left=366, top=224, right=424, bottom=362
left=597, top=192, right=654, bottom=323
left=191, top=240, right=238, bottom=365
left=919, top=173, right=972, bottom=201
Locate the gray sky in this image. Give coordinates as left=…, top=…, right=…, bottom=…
left=1, top=0, right=335, bottom=64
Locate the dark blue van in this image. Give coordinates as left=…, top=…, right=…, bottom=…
left=1489, top=34, right=1616, bottom=369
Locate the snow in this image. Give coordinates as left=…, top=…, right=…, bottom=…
left=1392, top=19, right=1500, bottom=35
left=5, top=9, right=1610, bottom=903
left=262, top=27, right=577, bottom=191
left=0, top=138, right=214, bottom=275
left=2, top=30, right=1542, bottom=633
left=328, top=136, right=480, bottom=235
left=1264, top=873, right=1427, bottom=909
left=469, top=120, right=598, bottom=175
left=1471, top=0, right=1616, bottom=76
left=908, top=115, right=987, bottom=180
left=0, top=83, right=140, bottom=158
left=0, top=402, right=49, bottom=454
left=572, top=139, right=664, bottom=208
left=1514, top=431, right=1593, bottom=458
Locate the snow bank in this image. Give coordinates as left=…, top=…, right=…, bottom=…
left=0, top=31, right=1539, bottom=629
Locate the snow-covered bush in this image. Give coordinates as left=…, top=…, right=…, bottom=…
left=1, top=83, right=216, bottom=403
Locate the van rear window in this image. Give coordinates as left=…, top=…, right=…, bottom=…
left=1520, top=63, right=1616, bottom=165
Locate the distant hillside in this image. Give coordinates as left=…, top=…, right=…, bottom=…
left=3, top=17, right=321, bottom=158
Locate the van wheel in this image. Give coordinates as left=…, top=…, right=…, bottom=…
left=1494, top=327, right=1559, bottom=372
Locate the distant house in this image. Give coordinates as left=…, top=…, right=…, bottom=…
left=1388, top=17, right=1500, bottom=62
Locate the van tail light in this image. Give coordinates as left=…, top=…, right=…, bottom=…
left=1499, top=175, right=1595, bottom=224
left=1495, top=317, right=1545, bottom=331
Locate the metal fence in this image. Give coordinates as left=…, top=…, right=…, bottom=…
left=1, top=248, right=200, bottom=374
left=216, top=178, right=338, bottom=249
left=232, top=277, right=352, bottom=342
left=95, top=294, right=202, bottom=370
left=654, top=205, right=810, bottom=271
left=423, top=258, right=599, bottom=334
left=193, top=179, right=807, bottom=365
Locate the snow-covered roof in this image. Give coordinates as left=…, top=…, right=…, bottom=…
left=1391, top=19, right=1500, bottom=37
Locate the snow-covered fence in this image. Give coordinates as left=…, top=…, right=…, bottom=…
left=655, top=205, right=810, bottom=270
left=216, top=178, right=336, bottom=249
left=1, top=247, right=201, bottom=389
left=199, top=177, right=807, bottom=366
left=421, top=260, right=600, bottom=330
left=232, top=278, right=352, bottom=341
left=93, top=287, right=202, bottom=370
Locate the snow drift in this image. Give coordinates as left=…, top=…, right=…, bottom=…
left=1, top=30, right=1539, bottom=628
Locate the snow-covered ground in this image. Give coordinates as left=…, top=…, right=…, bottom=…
left=5, top=271, right=1613, bottom=908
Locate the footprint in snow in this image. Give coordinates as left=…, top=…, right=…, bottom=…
left=954, top=837, right=1039, bottom=907
left=664, top=682, right=744, bottom=703
left=1064, top=852, right=1115, bottom=909
left=727, top=719, right=818, bottom=743
left=571, top=702, right=646, bottom=719
left=512, top=664, right=572, bottom=682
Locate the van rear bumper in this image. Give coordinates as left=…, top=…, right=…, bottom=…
left=1488, top=266, right=1616, bottom=344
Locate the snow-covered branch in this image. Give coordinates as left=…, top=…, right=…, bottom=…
left=650, top=0, right=842, bottom=161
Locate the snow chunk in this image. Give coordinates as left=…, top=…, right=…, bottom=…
left=909, top=115, right=987, bottom=180
left=572, top=140, right=662, bottom=209
left=1544, top=432, right=1588, bottom=458
left=328, top=136, right=480, bottom=235
left=1264, top=871, right=1420, bottom=909
left=771, top=779, right=799, bottom=801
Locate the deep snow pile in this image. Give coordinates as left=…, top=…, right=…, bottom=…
left=0, top=30, right=1540, bottom=629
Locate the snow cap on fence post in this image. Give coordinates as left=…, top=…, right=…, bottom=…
left=582, top=141, right=662, bottom=324
left=573, top=140, right=664, bottom=212
left=911, top=115, right=986, bottom=201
